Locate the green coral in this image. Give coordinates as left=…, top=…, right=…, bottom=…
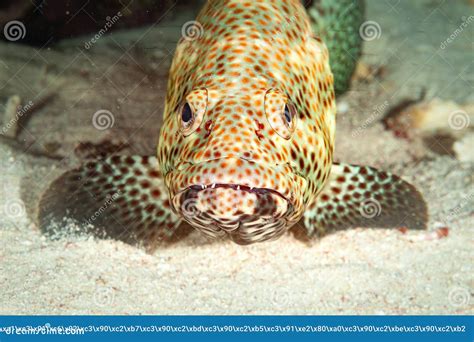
left=306, top=0, right=365, bottom=94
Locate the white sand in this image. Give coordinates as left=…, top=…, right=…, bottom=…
left=0, top=0, right=473, bottom=314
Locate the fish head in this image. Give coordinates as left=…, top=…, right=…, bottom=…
left=158, top=86, right=312, bottom=244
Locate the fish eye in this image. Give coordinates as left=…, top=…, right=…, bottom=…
left=284, top=105, right=292, bottom=124
left=179, top=89, right=208, bottom=136
left=181, top=103, right=194, bottom=125
left=264, top=89, right=297, bottom=139
left=283, top=103, right=297, bottom=130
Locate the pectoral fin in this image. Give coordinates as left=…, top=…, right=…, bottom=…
left=38, top=155, right=190, bottom=250
left=298, top=163, right=428, bottom=238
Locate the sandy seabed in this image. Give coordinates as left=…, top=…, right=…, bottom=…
left=0, top=0, right=473, bottom=314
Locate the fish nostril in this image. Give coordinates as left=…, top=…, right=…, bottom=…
left=255, top=129, right=264, bottom=140
left=254, top=120, right=265, bottom=140
left=242, top=151, right=253, bottom=160
left=204, top=120, right=213, bottom=137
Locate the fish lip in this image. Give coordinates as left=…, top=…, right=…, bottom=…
left=172, top=182, right=297, bottom=242
left=180, top=183, right=290, bottom=202
left=167, top=157, right=302, bottom=204
left=166, top=158, right=305, bottom=243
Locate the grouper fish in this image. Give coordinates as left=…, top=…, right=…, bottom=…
left=39, top=0, right=427, bottom=249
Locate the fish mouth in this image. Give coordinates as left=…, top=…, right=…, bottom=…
left=186, top=183, right=289, bottom=201
left=166, top=157, right=305, bottom=244
left=167, top=157, right=302, bottom=201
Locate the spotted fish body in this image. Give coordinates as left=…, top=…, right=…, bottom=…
left=158, top=0, right=336, bottom=243
left=39, top=0, right=427, bottom=249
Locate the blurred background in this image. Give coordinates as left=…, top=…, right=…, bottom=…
left=0, top=0, right=203, bottom=46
